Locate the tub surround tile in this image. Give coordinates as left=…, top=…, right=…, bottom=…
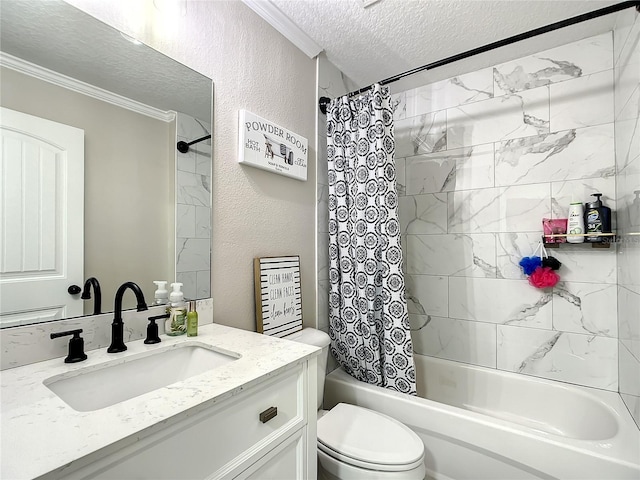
left=620, top=343, right=640, bottom=397
left=395, top=157, right=406, bottom=197
left=406, top=234, right=496, bottom=278
left=618, top=284, right=640, bottom=354
left=551, top=176, right=616, bottom=220
left=176, top=113, right=210, bottom=140
left=177, top=171, right=211, bottom=207
left=395, top=111, right=447, bottom=157
left=196, top=270, right=211, bottom=299
left=404, top=68, right=494, bottom=117
left=495, top=125, right=615, bottom=186
left=176, top=143, right=197, bottom=173
left=551, top=246, right=617, bottom=284
left=447, top=87, right=550, bottom=149
left=497, top=325, right=618, bottom=390
left=398, top=194, right=448, bottom=235
left=449, top=277, right=552, bottom=328
left=195, top=206, right=211, bottom=239
left=614, top=95, right=640, bottom=176
left=410, top=314, right=497, bottom=368
left=318, top=233, right=329, bottom=283
left=391, top=91, right=407, bottom=120
left=614, top=17, right=640, bottom=117
left=176, top=271, right=197, bottom=300
left=318, top=183, right=329, bottom=233
left=448, top=184, right=550, bottom=234
left=614, top=9, right=638, bottom=66
left=177, top=204, right=196, bottom=237
left=493, top=33, right=613, bottom=96
left=549, top=70, right=614, bottom=131
left=552, top=282, right=618, bottom=337
left=194, top=144, right=212, bottom=177
left=405, top=144, right=494, bottom=195
left=406, top=274, right=448, bottom=317
left=176, top=238, right=210, bottom=272
left=496, top=232, right=543, bottom=280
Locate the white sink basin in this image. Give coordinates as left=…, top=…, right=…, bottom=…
left=44, top=343, right=240, bottom=411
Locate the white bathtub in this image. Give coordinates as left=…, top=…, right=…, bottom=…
left=323, top=354, right=640, bottom=480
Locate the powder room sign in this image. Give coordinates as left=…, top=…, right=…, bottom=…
left=238, top=110, right=308, bottom=181
left=254, top=256, right=302, bottom=338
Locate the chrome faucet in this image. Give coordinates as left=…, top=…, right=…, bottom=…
left=80, top=277, right=102, bottom=315
left=108, top=281, right=148, bottom=353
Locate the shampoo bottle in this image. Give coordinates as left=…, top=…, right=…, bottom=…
left=584, top=193, right=612, bottom=243
left=187, top=300, right=198, bottom=337
left=567, top=202, right=585, bottom=243
left=165, top=283, right=187, bottom=336
left=153, top=281, right=168, bottom=305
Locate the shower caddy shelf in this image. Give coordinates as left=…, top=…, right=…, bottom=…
left=541, top=232, right=617, bottom=249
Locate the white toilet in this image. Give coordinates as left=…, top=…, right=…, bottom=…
left=289, top=328, right=426, bottom=480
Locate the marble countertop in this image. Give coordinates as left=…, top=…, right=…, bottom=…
left=1, top=324, right=320, bottom=480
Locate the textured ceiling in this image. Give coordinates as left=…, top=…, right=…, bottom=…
left=0, top=0, right=212, bottom=122
left=270, top=0, right=623, bottom=91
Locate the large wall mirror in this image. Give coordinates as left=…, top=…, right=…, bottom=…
left=0, top=0, right=213, bottom=327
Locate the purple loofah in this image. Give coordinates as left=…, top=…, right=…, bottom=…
left=519, top=256, right=542, bottom=276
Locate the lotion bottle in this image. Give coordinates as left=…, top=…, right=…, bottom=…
left=165, top=283, right=187, bottom=336
left=567, top=202, right=585, bottom=243
left=187, top=300, right=198, bottom=337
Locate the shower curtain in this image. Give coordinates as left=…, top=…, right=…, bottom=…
left=326, top=84, right=416, bottom=395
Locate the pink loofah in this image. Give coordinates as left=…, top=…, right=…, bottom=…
left=528, top=266, right=560, bottom=289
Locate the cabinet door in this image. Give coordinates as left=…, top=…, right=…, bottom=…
left=234, top=429, right=306, bottom=480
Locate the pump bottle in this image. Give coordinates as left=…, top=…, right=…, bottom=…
left=152, top=281, right=169, bottom=305
left=165, top=283, right=187, bottom=336
left=584, top=193, right=612, bottom=243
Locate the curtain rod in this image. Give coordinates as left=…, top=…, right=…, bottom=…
left=319, top=1, right=640, bottom=114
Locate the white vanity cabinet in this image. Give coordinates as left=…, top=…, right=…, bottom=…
left=61, top=361, right=317, bottom=480
left=2, top=324, right=320, bottom=480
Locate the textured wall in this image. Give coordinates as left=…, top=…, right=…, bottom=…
left=65, top=0, right=317, bottom=331
left=614, top=8, right=640, bottom=427
left=392, top=33, right=620, bottom=391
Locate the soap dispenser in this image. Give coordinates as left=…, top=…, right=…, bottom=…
left=153, top=281, right=169, bottom=305
left=165, top=282, right=187, bottom=336
left=584, top=193, right=612, bottom=243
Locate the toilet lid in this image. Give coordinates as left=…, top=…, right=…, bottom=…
left=317, top=403, right=424, bottom=470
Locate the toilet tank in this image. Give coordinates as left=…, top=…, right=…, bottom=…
left=288, top=328, right=330, bottom=410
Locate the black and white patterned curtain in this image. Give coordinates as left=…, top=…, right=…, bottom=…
left=326, top=84, right=416, bottom=395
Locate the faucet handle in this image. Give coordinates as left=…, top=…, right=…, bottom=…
left=50, top=329, right=88, bottom=363
left=144, top=314, right=169, bottom=344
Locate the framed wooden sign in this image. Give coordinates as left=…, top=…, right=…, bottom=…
left=238, top=110, right=308, bottom=181
left=254, top=256, right=302, bottom=337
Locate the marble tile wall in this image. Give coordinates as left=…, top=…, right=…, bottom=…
left=614, top=8, right=640, bottom=427
left=393, top=32, right=621, bottom=391
left=176, top=113, right=212, bottom=301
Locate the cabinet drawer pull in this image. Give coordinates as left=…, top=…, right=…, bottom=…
left=259, top=406, right=278, bottom=423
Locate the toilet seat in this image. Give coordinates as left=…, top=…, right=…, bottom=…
left=317, top=403, right=424, bottom=472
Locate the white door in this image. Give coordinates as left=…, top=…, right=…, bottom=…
left=0, top=107, right=84, bottom=327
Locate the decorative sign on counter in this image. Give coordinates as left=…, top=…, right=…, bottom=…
left=238, top=110, right=308, bottom=181
left=254, top=256, right=302, bottom=338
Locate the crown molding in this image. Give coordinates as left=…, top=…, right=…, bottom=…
left=0, top=52, right=175, bottom=123
left=241, top=0, right=323, bottom=59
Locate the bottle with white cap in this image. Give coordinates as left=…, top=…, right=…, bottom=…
left=165, top=282, right=187, bottom=336
left=152, top=281, right=169, bottom=305
left=567, top=200, right=585, bottom=244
